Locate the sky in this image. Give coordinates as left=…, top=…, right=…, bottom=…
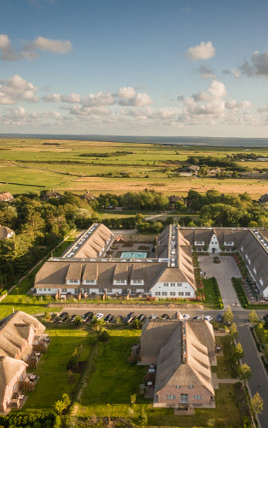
left=1, top=0, right=268, bottom=137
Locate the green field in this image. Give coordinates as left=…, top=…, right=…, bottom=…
left=1, top=137, right=268, bottom=199
left=24, top=329, right=95, bottom=410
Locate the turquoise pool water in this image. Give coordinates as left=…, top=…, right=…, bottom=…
left=121, top=252, right=147, bottom=259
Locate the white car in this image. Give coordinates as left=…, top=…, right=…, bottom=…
left=204, top=315, right=213, bottom=321
left=95, top=313, right=104, bottom=320
left=182, top=314, right=190, bottom=320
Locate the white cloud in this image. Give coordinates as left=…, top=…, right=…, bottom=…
left=43, top=93, right=61, bottom=102
left=186, top=41, right=215, bottom=61
left=30, top=36, right=72, bottom=53
left=239, top=49, right=268, bottom=77
left=61, top=93, right=81, bottom=103
left=83, top=92, right=115, bottom=107
left=118, top=92, right=153, bottom=107
left=117, top=86, right=136, bottom=98
left=0, top=33, right=72, bottom=61
left=0, top=75, right=38, bottom=104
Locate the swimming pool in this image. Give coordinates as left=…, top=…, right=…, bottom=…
left=121, top=252, right=147, bottom=259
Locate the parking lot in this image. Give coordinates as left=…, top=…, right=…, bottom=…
left=52, top=307, right=219, bottom=325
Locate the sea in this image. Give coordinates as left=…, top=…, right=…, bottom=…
left=1, top=133, right=268, bottom=147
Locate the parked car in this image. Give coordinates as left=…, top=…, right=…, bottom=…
left=82, top=311, right=94, bottom=322
left=104, top=314, right=114, bottom=323
left=263, top=314, right=268, bottom=321
left=149, top=314, right=158, bottom=320
left=216, top=313, right=223, bottom=323
left=53, top=316, right=59, bottom=323
left=181, top=314, right=190, bottom=320
left=95, top=313, right=104, bottom=320
left=204, top=315, right=213, bottom=321
left=213, top=256, right=221, bottom=264
left=70, top=314, right=77, bottom=323
left=85, top=312, right=94, bottom=322
left=137, top=314, right=146, bottom=322
left=58, top=312, right=69, bottom=323
left=192, top=316, right=202, bottom=320
left=125, top=312, right=135, bottom=323
left=161, top=313, right=170, bottom=320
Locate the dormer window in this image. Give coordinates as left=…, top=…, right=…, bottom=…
left=114, top=279, right=127, bottom=285
left=67, top=279, right=80, bottom=284
left=131, top=279, right=144, bottom=285
left=83, top=279, right=97, bottom=284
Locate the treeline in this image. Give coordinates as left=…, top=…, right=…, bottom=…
left=187, top=189, right=268, bottom=227
left=95, top=189, right=171, bottom=211
left=0, top=191, right=93, bottom=286
left=186, top=155, right=246, bottom=172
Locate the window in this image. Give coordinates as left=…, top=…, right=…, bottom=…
left=177, top=283, right=182, bottom=287
left=188, top=385, right=194, bottom=389
left=176, top=385, right=181, bottom=389
left=170, top=292, right=176, bottom=296
left=167, top=395, right=176, bottom=400
left=114, top=279, right=127, bottom=284
left=180, top=394, right=188, bottom=403
left=68, top=279, right=79, bottom=283
left=164, top=283, right=169, bottom=287
left=195, top=241, right=204, bottom=245
left=62, top=289, right=67, bottom=293
left=178, top=292, right=184, bottom=296
left=84, top=279, right=96, bottom=284
left=224, top=241, right=234, bottom=246
left=170, top=283, right=175, bottom=287
left=162, top=292, right=168, bottom=296
left=185, top=292, right=191, bottom=296
left=131, top=279, right=144, bottom=285
left=155, top=292, right=161, bottom=296
left=194, top=395, right=202, bottom=400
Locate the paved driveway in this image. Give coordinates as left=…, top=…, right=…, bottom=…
left=199, top=254, right=242, bottom=308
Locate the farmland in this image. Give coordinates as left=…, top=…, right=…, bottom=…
left=1, top=137, right=268, bottom=198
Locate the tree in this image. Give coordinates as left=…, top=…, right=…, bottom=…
left=234, top=342, right=244, bottom=361
left=238, top=363, right=252, bottom=383
left=229, top=322, right=238, bottom=338
left=251, top=392, right=264, bottom=417
left=223, top=306, right=234, bottom=325
left=248, top=310, right=259, bottom=326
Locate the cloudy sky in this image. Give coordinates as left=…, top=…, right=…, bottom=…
left=1, top=0, right=268, bottom=137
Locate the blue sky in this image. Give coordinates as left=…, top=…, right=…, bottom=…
left=1, top=0, right=268, bottom=136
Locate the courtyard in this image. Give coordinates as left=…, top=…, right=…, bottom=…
left=199, top=254, right=242, bottom=308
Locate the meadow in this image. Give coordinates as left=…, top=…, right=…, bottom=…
left=1, top=137, right=268, bottom=199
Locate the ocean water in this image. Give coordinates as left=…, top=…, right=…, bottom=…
left=1, top=133, right=268, bottom=147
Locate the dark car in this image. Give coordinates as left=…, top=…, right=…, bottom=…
left=216, top=313, right=223, bottom=323
left=263, top=314, right=268, bottom=321
left=104, top=314, right=114, bottom=323
left=137, top=314, right=146, bottom=322
left=192, top=316, right=202, bottom=320
left=58, top=312, right=69, bottom=323
left=125, top=312, right=135, bottom=323
left=70, top=314, right=77, bottom=323
left=53, top=315, right=59, bottom=323
left=161, top=313, right=170, bottom=320
left=82, top=311, right=94, bottom=322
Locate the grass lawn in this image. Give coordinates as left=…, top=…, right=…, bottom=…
left=203, top=277, right=223, bottom=309
left=76, top=329, right=246, bottom=427
left=24, top=329, right=95, bottom=411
